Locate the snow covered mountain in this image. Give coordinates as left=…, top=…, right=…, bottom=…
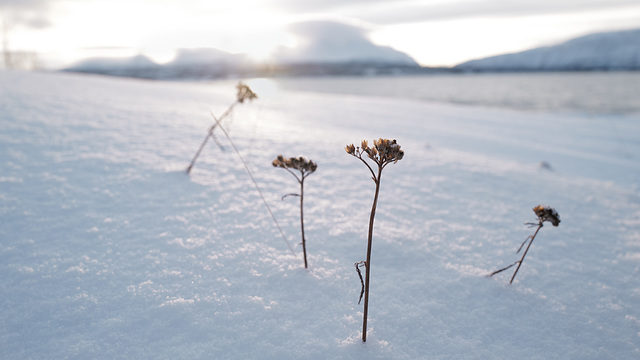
left=272, top=21, right=418, bottom=66
left=63, top=20, right=423, bottom=79
left=455, top=28, right=640, bottom=72
left=66, top=54, right=161, bottom=78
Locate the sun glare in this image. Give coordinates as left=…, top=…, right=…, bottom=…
left=14, top=0, right=292, bottom=68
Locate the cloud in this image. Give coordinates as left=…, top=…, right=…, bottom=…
left=273, top=20, right=417, bottom=65
left=0, top=0, right=53, bottom=29
left=360, top=0, right=640, bottom=24
left=0, top=0, right=49, bottom=8
left=273, top=0, right=640, bottom=25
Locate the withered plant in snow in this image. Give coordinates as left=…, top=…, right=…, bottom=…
left=489, top=205, right=561, bottom=284
left=272, top=155, right=317, bottom=268
left=186, top=82, right=257, bottom=174
left=188, top=83, right=294, bottom=254
left=345, top=138, right=404, bottom=343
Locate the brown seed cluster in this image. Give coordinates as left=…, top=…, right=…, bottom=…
left=236, top=82, right=258, bottom=103
left=533, top=205, right=561, bottom=226
left=272, top=155, right=318, bottom=174
left=345, top=138, right=404, bottom=165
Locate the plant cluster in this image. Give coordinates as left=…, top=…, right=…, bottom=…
left=345, top=138, right=404, bottom=170
left=346, top=138, right=404, bottom=343
left=236, top=82, right=258, bottom=103
left=489, top=204, right=561, bottom=284
left=186, top=81, right=257, bottom=174
left=273, top=155, right=317, bottom=269
left=272, top=155, right=318, bottom=175
left=186, top=83, right=564, bottom=345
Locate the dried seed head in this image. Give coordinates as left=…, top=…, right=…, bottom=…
left=236, top=82, right=258, bottom=103
left=346, top=138, right=404, bottom=165
left=273, top=155, right=317, bottom=174
left=345, top=144, right=356, bottom=155
left=374, top=138, right=404, bottom=164
left=533, top=205, right=560, bottom=226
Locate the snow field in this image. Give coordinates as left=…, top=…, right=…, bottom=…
left=1, top=70, right=639, bottom=359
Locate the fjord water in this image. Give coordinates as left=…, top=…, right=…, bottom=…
left=275, top=71, right=640, bottom=114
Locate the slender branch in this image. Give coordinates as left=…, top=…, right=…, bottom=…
left=487, top=261, right=519, bottom=277
left=516, top=235, right=533, bottom=254
left=211, top=113, right=295, bottom=255
left=209, top=131, right=226, bottom=152
left=186, top=102, right=238, bottom=174
left=355, top=261, right=366, bottom=304
left=509, top=222, right=543, bottom=284
left=186, top=124, right=217, bottom=174
left=282, top=167, right=302, bottom=184
left=357, top=153, right=378, bottom=182
left=281, top=193, right=300, bottom=200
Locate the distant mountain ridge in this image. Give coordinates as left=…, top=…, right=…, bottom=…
left=455, top=28, right=640, bottom=72
left=64, top=20, right=428, bottom=80
left=63, top=27, right=640, bottom=79
left=64, top=51, right=426, bottom=79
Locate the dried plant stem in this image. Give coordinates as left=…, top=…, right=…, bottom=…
left=211, top=113, right=295, bottom=255
left=299, top=179, right=308, bottom=268
left=362, top=166, right=383, bottom=343
left=509, top=221, right=543, bottom=284
left=354, top=261, right=366, bottom=304
left=346, top=139, right=404, bottom=343
left=186, top=103, right=237, bottom=174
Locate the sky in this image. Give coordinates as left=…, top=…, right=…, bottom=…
left=1, top=0, right=640, bottom=69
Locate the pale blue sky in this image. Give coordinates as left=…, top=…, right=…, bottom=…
left=1, top=0, right=639, bottom=68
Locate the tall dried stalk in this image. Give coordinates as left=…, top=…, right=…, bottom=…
left=272, top=156, right=317, bottom=268
left=186, top=82, right=257, bottom=174
left=346, top=139, right=404, bottom=343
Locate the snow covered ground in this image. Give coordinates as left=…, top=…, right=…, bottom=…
left=1, top=70, right=639, bottom=359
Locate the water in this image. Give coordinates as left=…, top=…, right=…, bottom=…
left=274, top=72, right=640, bottom=115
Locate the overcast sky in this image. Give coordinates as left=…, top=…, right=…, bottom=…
left=1, top=0, right=639, bottom=68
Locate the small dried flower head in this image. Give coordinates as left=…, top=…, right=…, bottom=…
left=236, top=82, right=258, bottom=103
left=345, top=144, right=356, bottom=155
left=374, top=138, right=404, bottom=163
left=345, top=138, right=404, bottom=166
left=533, top=205, right=560, bottom=226
left=273, top=155, right=317, bottom=174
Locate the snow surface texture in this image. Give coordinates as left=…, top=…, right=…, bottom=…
left=1, top=71, right=640, bottom=359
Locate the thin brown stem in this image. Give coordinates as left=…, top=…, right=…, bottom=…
left=509, top=222, right=543, bottom=284
left=186, top=124, right=217, bottom=174
left=357, top=153, right=377, bottom=182
left=186, top=102, right=237, bottom=174
left=300, top=180, right=307, bottom=269
left=362, top=165, right=383, bottom=343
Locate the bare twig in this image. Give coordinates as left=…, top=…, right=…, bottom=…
left=281, top=193, right=300, bottom=200
left=487, top=261, right=518, bottom=277
left=509, top=222, right=542, bottom=284
left=355, top=261, right=366, bottom=304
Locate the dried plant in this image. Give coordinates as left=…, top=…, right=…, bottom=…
left=187, top=83, right=294, bottom=254
left=272, top=155, right=317, bottom=268
left=489, top=205, right=561, bottom=284
left=346, top=138, right=404, bottom=342
left=186, top=82, right=257, bottom=174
